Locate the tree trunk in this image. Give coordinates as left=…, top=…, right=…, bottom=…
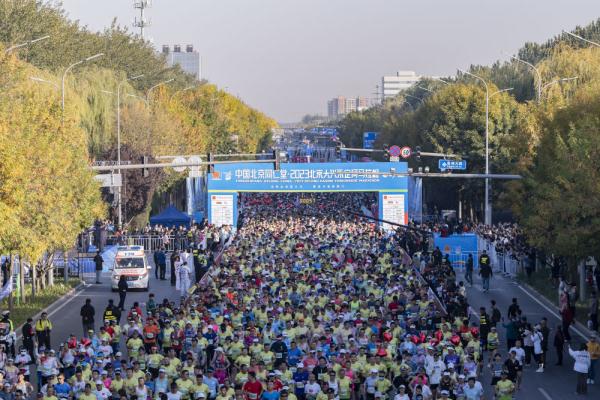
left=19, top=257, right=25, bottom=303
left=578, top=259, right=587, bottom=302
left=31, top=262, right=36, bottom=300
left=8, top=254, right=13, bottom=312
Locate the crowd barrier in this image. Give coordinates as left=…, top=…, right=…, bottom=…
left=107, top=235, right=189, bottom=252
left=478, top=237, right=526, bottom=277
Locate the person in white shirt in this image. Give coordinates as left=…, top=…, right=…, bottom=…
left=569, top=344, right=591, bottom=395
left=531, top=326, right=544, bottom=372
left=393, top=385, right=409, bottom=400
left=93, top=380, right=111, bottom=400
left=167, top=382, right=183, bottom=400
left=425, top=353, right=445, bottom=389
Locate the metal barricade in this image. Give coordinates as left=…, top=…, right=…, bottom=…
left=107, top=235, right=189, bottom=252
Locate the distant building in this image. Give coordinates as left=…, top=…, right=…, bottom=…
left=381, top=70, right=420, bottom=100
left=327, top=96, right=369, bottom=119
left=162, top=44, right=201, bottom=80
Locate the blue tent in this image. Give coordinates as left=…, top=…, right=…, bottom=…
left=149, top=205, right=191, bottom=228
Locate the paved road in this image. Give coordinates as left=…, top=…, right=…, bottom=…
left=463, top=272, right=598, bottom=400
left=37, top=259, right=181, bottom=349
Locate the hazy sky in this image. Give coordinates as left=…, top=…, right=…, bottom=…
left=61, top=0, right=600, bottom=122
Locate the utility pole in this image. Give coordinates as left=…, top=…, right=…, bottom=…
left=133, top=1, right=152, bottom=39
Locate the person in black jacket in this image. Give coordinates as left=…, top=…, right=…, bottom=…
left=80, top=298, right=95, bottom=337
left=21, top=318, right=35, bottom=361
left=103, top=299, right=122, bottom=324
left=93, top=251, right=103, bottom=284
left=117, top=276, right=128, bottom=311
left=271, top=334, right=288, bottom=368
left=465, top=254, right=474, bottom=286
left=479, top=251, right=493, bottom=292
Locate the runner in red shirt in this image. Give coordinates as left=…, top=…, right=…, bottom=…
left=243, top=372, right=263, bottom=400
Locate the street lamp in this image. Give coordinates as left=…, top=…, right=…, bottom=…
left=491, top=87, right=513, bottom=98
left=542, top=76, right=578, bottom=90
left=510, top=55, right=542, bottom=102
left=30, top=76, right=59, bottom=90
left=563, top=30, right=600, bottom=48
left=116, top=74, right=144, bottom=228
left=127, top=93, right=149, bottom=106
left=417, top=86, right=434, bottom=93
left=405, top=94, right=424, bottom=105
left=5, top=35, right=50, bottom=53
left=458, top=68, right=492, bottom=225
left=169, top=84, right=199, bottom=102
left=61, top=53, right=104, bottom=117
left=147, top=78, right=174, bottom=102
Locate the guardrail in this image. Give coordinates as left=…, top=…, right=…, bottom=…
left=107, top=235, right=190, bottom=252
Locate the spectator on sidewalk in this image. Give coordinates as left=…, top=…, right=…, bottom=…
left=569, top=343, right=591, bottom=395
left=79, top=298, right=95, bottom=337
left=589, top=291, right=598, bottom=332
left=587, top=334, right=600, bottom=385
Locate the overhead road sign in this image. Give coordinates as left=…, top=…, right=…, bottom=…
left=400, top=146, right=412, bottom=159
left=388, top=145, right=402, bottom=157
left=363, top=132, right=378, bottom=149
left=439, top=159, right=467, bottom=171
left=94, top=173, right=122, bottom=187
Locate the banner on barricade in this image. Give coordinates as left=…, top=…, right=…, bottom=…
left=433, top=233, right=479, bottom=269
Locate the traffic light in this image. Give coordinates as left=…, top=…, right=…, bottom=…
left=142, top=156, right=149, bottom=177
left=207, top=152, right=214, bottom=173
left=273, top=149, right=280, bottom=171
left=383, top=143, right=390, bottom=161
left=415, top=146, right=422, bottom=162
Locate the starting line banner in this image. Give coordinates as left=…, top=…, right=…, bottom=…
left=206, top=162, right=409, bottom=228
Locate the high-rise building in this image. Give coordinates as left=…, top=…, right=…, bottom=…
left=162, top=44, right=201, bottom=80
left=327, top=96, right=370, bottom=119
left=327, top=97, right=346, bottom=119
left=381, top=71, right=420, bottom=100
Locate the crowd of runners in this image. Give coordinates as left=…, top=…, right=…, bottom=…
left=0, top=192, right=598, bottom=400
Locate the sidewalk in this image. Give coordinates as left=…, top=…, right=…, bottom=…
left=462, top=272, right=599, bottom=399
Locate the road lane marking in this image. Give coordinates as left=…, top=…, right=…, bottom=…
left=16, top=284, right=91, bottom=340
left=517, top=284, right=587, bottom=340
left=538, top=387, right=553, bottom=400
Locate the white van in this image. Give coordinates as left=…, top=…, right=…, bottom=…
left=111, top=245, right=150, bottom=291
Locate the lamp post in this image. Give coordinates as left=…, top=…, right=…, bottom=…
left=61, top=53, right=104, bottom=119
left=563, top=30, right=600, bottom=48
left=5, top=35, right=50, bottom=53
left=169, top=85, right=198, bottom=102
left=127, top=93, right=150, bottom=106
left=510, top=55, right=542, bottom=102
left=116, top=74, right=144, bottom=228
left=147, top=78, right=174, bottom=102
left=405, top=94, right=424, bottom=105
left=542, top=76, right=578, bottom=91
left=458, top=68, right=491, bottom=225
left=30, top=76, right=59, bottom=90
left=491, top=87, right=513, bottom=98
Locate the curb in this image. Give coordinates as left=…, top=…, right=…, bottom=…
left=14, top=280, right=86, bottom=340
left=518, top=279, right=595, bottom=340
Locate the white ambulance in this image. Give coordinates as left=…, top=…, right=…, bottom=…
left=111, top=245, right=150, bottom=291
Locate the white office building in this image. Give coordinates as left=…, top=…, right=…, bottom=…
left=162, top=44, right=201, bottom=80
left=381, top=70, right=420, bottom=100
